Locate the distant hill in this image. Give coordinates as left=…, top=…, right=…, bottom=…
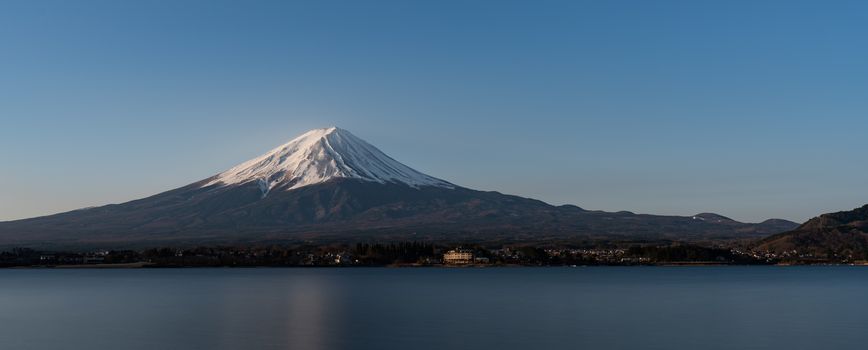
left=757, top=205, right=868, bottom=259
left=0, top=127, right=798, bottom=248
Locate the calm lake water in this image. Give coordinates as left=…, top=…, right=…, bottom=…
left=1, top=267, right=867, bottom=350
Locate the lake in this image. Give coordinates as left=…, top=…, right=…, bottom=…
left=1, top=267, right=867, bottom=350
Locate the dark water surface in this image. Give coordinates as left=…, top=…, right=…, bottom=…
left=1, top=267, right=867, bottom=350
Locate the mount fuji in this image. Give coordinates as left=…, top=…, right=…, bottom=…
left=203, top=127, right=454, bottom=196
left=0, top=127, right=797, bottom=248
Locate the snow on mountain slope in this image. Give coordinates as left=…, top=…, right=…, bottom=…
left=203, top=127, right=454, bottom=196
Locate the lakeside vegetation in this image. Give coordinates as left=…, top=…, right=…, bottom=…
left=2, top=241, right=859, bottom=268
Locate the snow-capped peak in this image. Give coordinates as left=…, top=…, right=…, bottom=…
left=203, top=127, right=454, bottom=196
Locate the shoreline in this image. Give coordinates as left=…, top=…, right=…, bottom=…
left=6, top=262, right=868, bottom=269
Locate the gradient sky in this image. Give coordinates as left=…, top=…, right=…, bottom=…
left=1, top=0, right=867, bottom=223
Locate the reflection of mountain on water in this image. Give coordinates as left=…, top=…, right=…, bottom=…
left=210, top=271, right=345, bottom=350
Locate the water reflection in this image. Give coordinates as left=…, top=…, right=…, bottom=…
left=284, top=274, right=339, bottom=350
left=2, top=268, right=868, bottom=350
left=209, top=270, right=343, bottom=350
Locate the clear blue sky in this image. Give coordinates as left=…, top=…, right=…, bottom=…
left=1, top=0, right=866, bottom=223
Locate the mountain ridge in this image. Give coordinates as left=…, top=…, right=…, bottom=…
left=757, top=204, right=868, bottom=259
left=0, top=127, right=799, bottom=248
